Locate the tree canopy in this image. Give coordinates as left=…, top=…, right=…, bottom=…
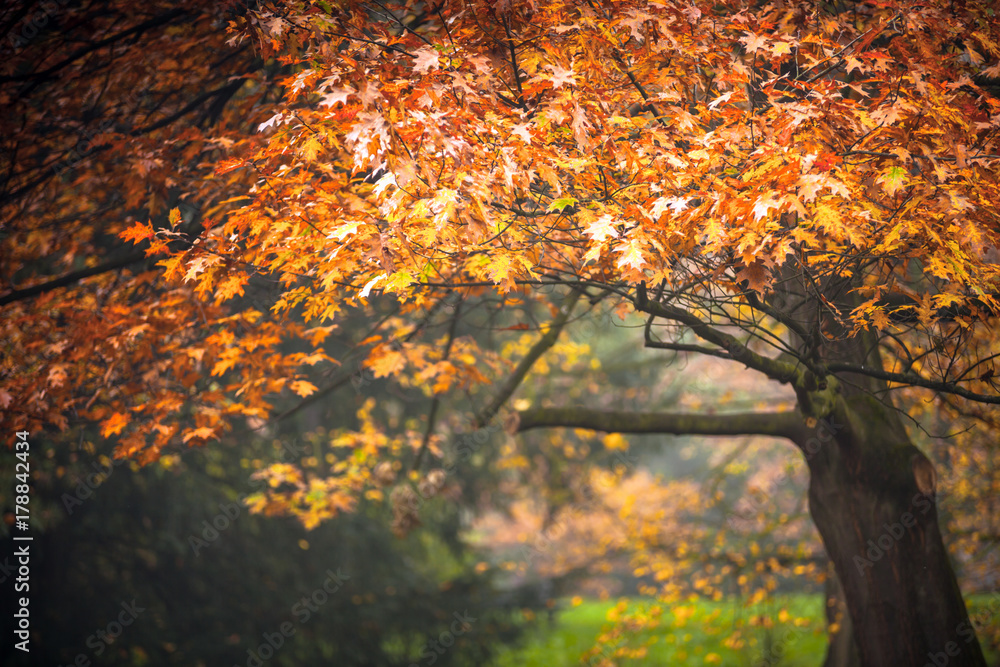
left=3, top=0, right=1000, bottom=665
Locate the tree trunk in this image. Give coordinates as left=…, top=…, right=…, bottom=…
left=823, top=565, right=861, bottom=667
left=802, top=394, right=986, bottom=666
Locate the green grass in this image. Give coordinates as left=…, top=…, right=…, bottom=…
left=490, top=594, right=1000, bottom=666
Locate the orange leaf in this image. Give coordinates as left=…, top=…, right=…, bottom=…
left=101, top=412, right=130, bottom=438
left=290, top=380, right=318, bottom=397
left=366, top=345, right=407, bottom=378
left=120, top=221, right=155, bottom=244
left=182, top=427, right=218, bottom=443
left=216, top=274, right=247, bottom=301
left=214, top=158, right=246, bottom=175
left=735, top=261, right=770, bottom=294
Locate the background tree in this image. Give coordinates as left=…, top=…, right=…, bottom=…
left=3, top=1, right=1000, bottom=666
left=0, top=422, right=538, bottom=666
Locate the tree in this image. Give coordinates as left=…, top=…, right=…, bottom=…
left=0, top=423, right=534, bottom=667
left=3, top=0, right=1000, bottom=665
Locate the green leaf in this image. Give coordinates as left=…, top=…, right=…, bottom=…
left=548, top=196, right=578, bottom=212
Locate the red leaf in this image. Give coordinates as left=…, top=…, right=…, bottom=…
left=214, top=158, right=246, bottom=175
left=119, top=221, right=155, bottom=244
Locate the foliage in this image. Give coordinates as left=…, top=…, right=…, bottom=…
left=0, top=425, right=534, bottom=666
left=491, top=594, right=1000, bottom=666
left=493, top=595, right=830, bottom=667
left=5, top=0, right=999, bottom=474
left=4, top=0, right=1000, bottom=663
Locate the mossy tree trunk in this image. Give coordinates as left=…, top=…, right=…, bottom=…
left=800, top=393, right=985, bottom=667
left=519, top=390, right=987, bottom=666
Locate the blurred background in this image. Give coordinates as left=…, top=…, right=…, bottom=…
left=3, top=296, right=999, bottom=667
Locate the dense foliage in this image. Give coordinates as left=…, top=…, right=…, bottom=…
left=3, top=0, right=1000, bottom=664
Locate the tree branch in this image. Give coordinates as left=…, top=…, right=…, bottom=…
left=4, top=9, right=190, bottom=94
left=413, top=299, right=462, bottom=471
left=517, top=407, right=805, bottom=441
left=637, top=299, right=803, bottom=385
left=0, top=250, right=148, bottom=307
left=825, top=362, right=1000, bottom=405
left=475, top=290, right=582, bottom=427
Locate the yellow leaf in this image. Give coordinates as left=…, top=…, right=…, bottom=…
left=291, top=380, right=318, bottom=397
left=366, top=345, right=407, bottom=378
left=770, top=42, right=792, bottom=57
left=870, top=308, right=890, bottom=330
left=300, top=136, right=323, bottom=161
left=603, top=433, right=629, bottom=451
left=216, top=274, right=247, bottom=301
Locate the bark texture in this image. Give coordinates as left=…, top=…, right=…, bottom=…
left=822, top=568, right=862, bottom=667
left=798, top=393, right=985, bottom=666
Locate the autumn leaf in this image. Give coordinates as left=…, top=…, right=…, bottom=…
left=879, top=166, right=908, bottom=196
left=182, top=427, right=218, bottom=443
left=548, top=196, right=578, bottom=212
left=770, top=42, right=792, bottom=57
left=616, top=240, right=646, bottom=272
left=411, top=46, right=439, bottom=74
left=214, top=158, right=245, bottom=175
left=752, top=195, right=782, bottom=222
left=869, top=308, right=890, bottom=331
left=121, top=220, right=156, bottom=245
left=584, top=214, right=620, bottom=243
left=741, top=32, right=769, bottom=53
left=366, top=345, right=407, bottom=378
left=290, top=380, right=318, bottom=397
left=101, top=412, right=130, bottom=438
left=359, top=274, right=386, bottom=299
left=216, top=275, right=247, bottom=301
left=735, top=261, right=770, bottom=294
left=546, top=63, right=576, bottom=88
left=707, top=91, right=734, bottom=110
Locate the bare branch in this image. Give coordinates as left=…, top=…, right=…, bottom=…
left=637, top=299, right=803, bottom=386
left=825, top=362, right=1000, bottom=405
left=476, top=290, right=582, bottom=427
left=517, top=407, right=805, bottom=441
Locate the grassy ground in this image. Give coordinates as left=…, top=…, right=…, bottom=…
left=490, top=594, right=1000, bottom=666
